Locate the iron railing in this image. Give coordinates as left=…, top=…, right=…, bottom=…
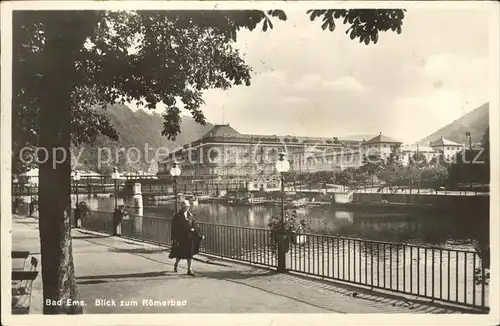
left=80, top=210, right=489, bottom=311
left=81, top=211, right=115, bottom=235
left=196, top=222, right=275, bottom=267
left=287, top=234, right=488, bottom=310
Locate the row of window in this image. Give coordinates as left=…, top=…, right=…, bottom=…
left=362, top=144, right=398, bottom=149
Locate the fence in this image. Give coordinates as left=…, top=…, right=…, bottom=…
left=287, top=235, right=488, bottom=310
left=80, top=210, right=489, bottom=311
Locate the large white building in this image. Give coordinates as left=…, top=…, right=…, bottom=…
left=429, top=137, right=464, bottom=160
left=158, top=124, right=357, bottom=191
left=361, top=133, right=403, bottom=159
left=290, top=134, right=466, bottom=171
left=400, top=145, right=438, bottom=165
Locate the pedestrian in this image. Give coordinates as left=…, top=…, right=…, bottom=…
left=29, top=200, right=34, bottom=217
left=169, top=200, right=203, bottom=276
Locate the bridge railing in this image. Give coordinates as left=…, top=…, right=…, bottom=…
left=79, top=210, right=489, bottom=311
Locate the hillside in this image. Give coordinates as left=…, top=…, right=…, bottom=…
left=75, top=104, right=213, bottom=173
left=417, top=102, right=489, bottom=146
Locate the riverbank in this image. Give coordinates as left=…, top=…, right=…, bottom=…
left=11, top=214, right=473, bottom=315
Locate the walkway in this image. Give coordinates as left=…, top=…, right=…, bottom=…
left=12, top=215, right=465, bottom=314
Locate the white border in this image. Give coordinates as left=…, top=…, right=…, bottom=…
left=1, top=1, right=499, bottom=326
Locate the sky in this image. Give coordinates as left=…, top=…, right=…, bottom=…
left=133, top=8, right=490, bottom=144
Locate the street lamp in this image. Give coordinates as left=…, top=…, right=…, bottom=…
left=111, top=167, right=120, bottom=210
left=72, top=171, right=81, bottom=205
left=275, top=152, right=290, bottom=228
left=170, top=162, right=181, bottom=213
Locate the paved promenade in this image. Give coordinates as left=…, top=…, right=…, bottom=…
left=12, top=215, right=465, bottom=314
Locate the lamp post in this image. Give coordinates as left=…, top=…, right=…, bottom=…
left=73, top=171, right=81, bottom=205
left=170, top=162, right=181, bottom=214
left=275, top=152, right=290, bottom=228
left=111, top=167, right=120, bottom=210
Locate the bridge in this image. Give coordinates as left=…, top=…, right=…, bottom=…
left=11, top=176, right=249, bottom=197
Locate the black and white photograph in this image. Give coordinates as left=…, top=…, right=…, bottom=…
left=1, top=1, right=499, bottom=325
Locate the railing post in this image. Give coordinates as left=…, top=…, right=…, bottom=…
left=276, top=232, right=290, bottom=273
left=113, top=210, right=122, bottom=236
left=74, top=206, right=81, bottom=228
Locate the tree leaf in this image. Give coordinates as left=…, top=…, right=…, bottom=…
left=321, top=20, right=329, bottom=30
left=350, top=28, right=356, bottom=40
left=329, top=22, right=335, bottom=31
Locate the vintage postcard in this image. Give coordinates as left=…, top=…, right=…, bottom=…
left=1, top=1, right=499, bottom=325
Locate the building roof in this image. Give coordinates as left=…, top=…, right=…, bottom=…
left=164, top=125, right=364, bottom=162
left=202, top=125, right=361, bottom=145
left=202, top=124, right=241, bottom=138
left=429, top=136, right=462, bottom=147
left=364, top=132, right=402, bottom=144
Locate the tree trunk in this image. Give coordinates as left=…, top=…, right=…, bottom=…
left=37, top=12, right=98, bottom=314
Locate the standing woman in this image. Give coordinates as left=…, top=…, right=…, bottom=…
left=169, top=200, right=202, bottom=276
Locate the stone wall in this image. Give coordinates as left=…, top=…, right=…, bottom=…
left=352, top=192, right=489, bottom=215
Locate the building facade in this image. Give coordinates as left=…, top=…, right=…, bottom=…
left=159, top=125, right=467, bottom=192
left=159, top=124, right=354, bottom=191
left=429, top=137, right=464, bottom=160
left=360, top=133, right=403, bottom=160
left=291, top=145, right=363, bottom=172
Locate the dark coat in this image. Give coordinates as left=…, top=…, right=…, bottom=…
left=169, top=211, right=202, bottom=259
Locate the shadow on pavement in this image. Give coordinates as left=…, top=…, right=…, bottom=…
left=73, top=235, right=112, bottom=240
left=108, top=247, right=170, bottom=254
left=78, top=280, right=109, bottom=285
left=193, top=257, right=231, bottom=267
left=196, top=270, right=278, bottom=280
left=77, top=270, right=174, bottom=281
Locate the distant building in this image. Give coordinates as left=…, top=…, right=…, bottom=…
left=159, top=124, right=358, bottom=191
left=429, top=136, right=464, bottom=160
left=292, top=145, right=363, bottom=172
left=398, top=137, right=465, bottom=166
left=361, top=133, right=403, bottom=159
left=399, top=145, right=439, bottom=165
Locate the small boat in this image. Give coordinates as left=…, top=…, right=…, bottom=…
left=228, top=196, right=266, bottom=206
left=197, top=195, right=212, bottom=203
left=287, top=197, right=308, bottom=208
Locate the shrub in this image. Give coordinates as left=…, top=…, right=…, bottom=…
left=268, top=210, right=310, bottom=234
left=76, top=201, right=91, bottom=218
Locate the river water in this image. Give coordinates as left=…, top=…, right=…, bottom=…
left=65, top=194, right=488, bottom=251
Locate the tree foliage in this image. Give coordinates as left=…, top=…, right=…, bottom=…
left=13, top=9, right=406, bottom=173
left=308, top=9, right=405, bottom=44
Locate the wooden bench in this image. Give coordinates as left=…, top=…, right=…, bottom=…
left=12, top=256, right=39, bottom=314
left=12, top=251, right=30, bottom=270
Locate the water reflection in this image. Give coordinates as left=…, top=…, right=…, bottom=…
left=69, top=196, right=486, bottom=249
